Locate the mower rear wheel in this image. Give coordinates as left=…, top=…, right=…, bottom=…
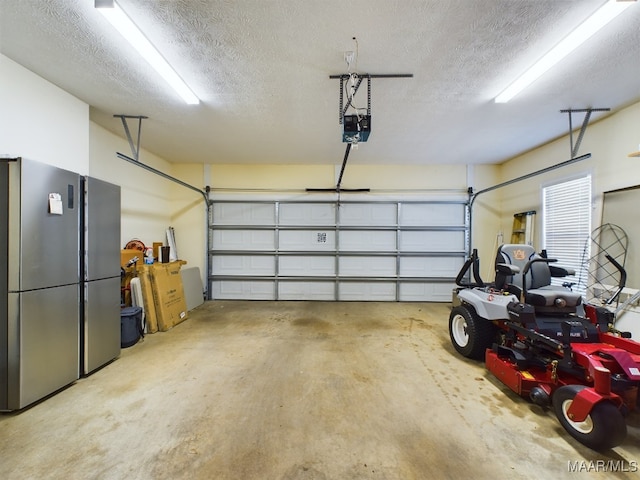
left=552, top=385, right=627, bottom=450
left=449, top=304, right=496, bottom=360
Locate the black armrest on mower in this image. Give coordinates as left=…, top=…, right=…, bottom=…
left=455, top=249, right=485, bottom=288
left=494, top=263, right=520, bottom=291
left=539, top=249, right=575, bottom=277
left=521, top=257, right=557, bottom=276
left=497, top=263, right=520, bottom=276
left=549, top=265, right=575, bottom=277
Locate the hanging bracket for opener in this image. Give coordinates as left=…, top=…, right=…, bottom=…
left=310, top=73, right=412, bottom=193
left=330, top=73, right=413, bottom=125
left=560, top=108, right=610, bottom=158
left=114, top=114, right=148, bottom=162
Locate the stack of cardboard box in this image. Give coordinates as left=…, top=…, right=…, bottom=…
left=121, top=250, right=188, bottom=332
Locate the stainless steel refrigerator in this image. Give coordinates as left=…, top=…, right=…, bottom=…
left=81, top=176, right=121, bottom=376
left=1, top=157, right=82, bottom=411
left=1, top=158, right=121, bottom=411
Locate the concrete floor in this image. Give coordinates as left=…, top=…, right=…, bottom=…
left=1, top=301, right=639, bottom=479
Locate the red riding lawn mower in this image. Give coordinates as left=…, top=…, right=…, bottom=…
left=450, top=244, right=640, bottom=450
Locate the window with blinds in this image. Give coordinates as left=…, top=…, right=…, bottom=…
left=542, top=175, right=591, bottom=295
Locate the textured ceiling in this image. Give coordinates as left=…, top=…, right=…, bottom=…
left=1, top=0, right=639, bottom=165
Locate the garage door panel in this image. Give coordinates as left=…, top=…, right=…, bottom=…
left=213, top=229, right=275, bottom=251
left=400, top=203, right=465, bottom=226
left=340, top=203, right=396, bottom=226
left=279, top=256, right=335, bottom=276
left=339, top=282, right=396, bottom=301
left=279, top=230, right=336, bottom=251
left=279, top=281, right=335, bottom=300
left=212, top=280, right=275, bottom=300
left=339, top=230, right=396, bottom=252
left=213, top=255, right=275, bottom=276
left=399, top=231, right=465, bottom=252
left=339, top=256, right=396, bottom=277
left=213, top=203, right=275, bottom=225
left=399, top=282, right=454, bottom=301
left=280, top=203, right=335, bottom=225
left=210, top=200, right=468, bottom=301
left=399, top=256, right=465, bottom=277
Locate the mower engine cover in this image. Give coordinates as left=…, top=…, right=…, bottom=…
left=457, top=288, right=518, bottom=320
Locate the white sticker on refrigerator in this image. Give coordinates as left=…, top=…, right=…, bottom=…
left=48, top=193, right=63, bottom=215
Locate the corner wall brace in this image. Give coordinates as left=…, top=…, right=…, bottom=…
left=114, top=114, right=148, bottom=162
left=560, top=108, right=610, bottom=158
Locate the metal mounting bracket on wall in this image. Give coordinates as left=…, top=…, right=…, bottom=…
left=114, top=114, right=148, bottom=162
left=560, top=108, right=610, bottom=158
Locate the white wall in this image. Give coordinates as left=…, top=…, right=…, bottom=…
left=89, top=122, right=174, bottom=252
left=0, top=54, right=89, bottom=174
left=169, top=164, right=209, bottom=283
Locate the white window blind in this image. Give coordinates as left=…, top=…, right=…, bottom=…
left=542, top=175, right=591, bottom=294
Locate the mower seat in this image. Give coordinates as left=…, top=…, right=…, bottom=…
left=495, top=244, right=582, bottom=314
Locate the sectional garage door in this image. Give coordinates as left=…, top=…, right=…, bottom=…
left=209, top=200, right=468, bottom=301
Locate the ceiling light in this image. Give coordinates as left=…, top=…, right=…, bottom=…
left=495, top=0, right=635, bottom=103
left=95, top=0, right=199, bottom=105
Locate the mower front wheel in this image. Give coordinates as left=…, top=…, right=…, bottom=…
left=552, top=385, right=627, bottom=450
left=449, top=305, right=496, bottom=360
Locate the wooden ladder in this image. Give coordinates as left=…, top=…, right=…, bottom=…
left=511, top=210, right=536, bottom=245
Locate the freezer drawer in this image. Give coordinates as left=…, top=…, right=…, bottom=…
left=3, top=285, right=80, bottom=411
left=83, top=277, right=121, bottom=375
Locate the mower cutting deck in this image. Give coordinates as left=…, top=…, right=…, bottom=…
left=450, top=246, right=640, bottom=450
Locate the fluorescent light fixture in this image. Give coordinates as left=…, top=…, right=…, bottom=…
left=495, top=0, right=635, bottom=103
left=96, top=0, right=199, bottom=104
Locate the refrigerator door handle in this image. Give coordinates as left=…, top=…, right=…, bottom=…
left=68, top=184, right=74, bottom=209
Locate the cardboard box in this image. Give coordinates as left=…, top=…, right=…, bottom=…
left=130, top=261, right=188, bottom=333
left=152, top=242, right=164, bottom=261
left=121, top=249, right=141, bottom=307
left=136, top=266, right=159, bottom=334
left=148, top=262, right=188, bottom=331
left=121, top=249, right=143, bottom=268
